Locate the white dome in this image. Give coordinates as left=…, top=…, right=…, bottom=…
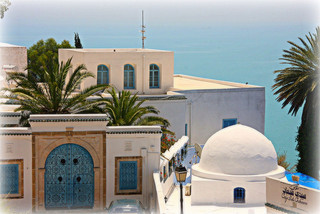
left=198, top=124, right=278, bottom=175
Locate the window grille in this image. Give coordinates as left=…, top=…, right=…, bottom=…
left=119, top=161, right=138, bottom=190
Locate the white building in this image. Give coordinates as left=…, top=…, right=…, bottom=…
left=59, top=48, right=265, bottom=144
left=59, top=48, right=174, bottom=95
left=0, top=114, right=163, bottom=212
left=191, top=124, right=285, bottom=206
left=0, top=43, right=27, bottom=89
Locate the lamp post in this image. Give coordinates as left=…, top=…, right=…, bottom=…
left=175, top=164, right=187, bottom=214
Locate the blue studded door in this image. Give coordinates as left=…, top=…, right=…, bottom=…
left=45, top=144, right=94, bottom=209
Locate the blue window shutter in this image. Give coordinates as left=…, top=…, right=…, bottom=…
left=185, top=124, right=188, bottom=135
left=223, top=118, right=237, bottom=128
left=119, top=161, right=138, bottom=190
left=0, top=164, right=19, bottom=194
left=97, top=65, right=109, bottom=84
left=234, top=187, right=245, bottom=203
left=97, top=71, right=102, bottom=84
left=149, top=64, right=160, bottom=88
left=124, top=64, right=135, bottom=89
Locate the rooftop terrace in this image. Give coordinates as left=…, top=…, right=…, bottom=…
left=60, top=48, right=171, bottom=53
left=172, top=74, right=262, bottom=91
left=0, top=42, right=25, bottom=48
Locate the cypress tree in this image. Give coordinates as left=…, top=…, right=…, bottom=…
left=74, top=32, right=83, bottom=48
left=296, top=88, right=319, bottom=179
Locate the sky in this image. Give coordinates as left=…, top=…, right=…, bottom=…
left=1, top=0, right=319, bottom=48
left=1, top=0, right=319, bottom=32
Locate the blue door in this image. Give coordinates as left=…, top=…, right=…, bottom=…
left=45, top=144, right=94, bottom=209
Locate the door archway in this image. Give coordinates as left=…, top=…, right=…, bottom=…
left=45, top=143, right=94, bottom=209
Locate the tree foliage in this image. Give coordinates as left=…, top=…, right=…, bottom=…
left=27, top=38, right=73, bottom=81
left=0, top=0, right=11, bottom=19
left=272, top=27, right=319, bottom=179
left=100, top=87, right=171, bottom=128
left=161, top=134, right=176, bottom=153
left=296, top=97, right=319, bottom=179
left=74, top=32, right=83, bottom=48
left=2, top=58, right=108, bottom=114
left=277, top=152, right=296, bottom=172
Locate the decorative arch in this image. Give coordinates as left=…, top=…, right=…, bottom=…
left=33, top=130, right=105, bottom=211
left=97, top=64, right=109, bottom=85
left=39, top=137, right=100, bottom=169
left=124, top=64, right=135, bottom=89
left=149, top=64, right=160, bottom=88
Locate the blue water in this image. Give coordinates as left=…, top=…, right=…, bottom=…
left=1, top=16, right=317, bottom=167
left=285, top=172, right=320, bottom=190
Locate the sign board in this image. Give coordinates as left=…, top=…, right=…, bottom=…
left=266, top=177, right=320, bottom=213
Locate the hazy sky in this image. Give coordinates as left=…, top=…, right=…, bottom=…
left=0, top=0, right=319, bottom=46
left=1, top=0, right=319, bottom=29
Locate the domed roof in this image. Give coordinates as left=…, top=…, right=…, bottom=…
left=198, top=124, right=278, bottom=175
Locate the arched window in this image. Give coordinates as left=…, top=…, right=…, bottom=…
left=124, top=64, right=135, bottom=89
left=234, top=187, right=245, bottom=203
left=149, top=64, right=160, bottom=88
left=97, top=65, right=109, bottom=85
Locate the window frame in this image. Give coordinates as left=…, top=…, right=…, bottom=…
left=222, top=118, right=237, bottom=128
left=234, top=187, right=245, bottom=203
left=97, top=64, right=109, bottom=85
left=115, top=156, right=142, bottom=195
left=124, top=64, right=135, bottom=89
left=0, top=159, right=24, bottom=199
left=149, top=64, right=160, bottom=89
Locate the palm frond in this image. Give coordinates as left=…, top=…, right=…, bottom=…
left=1, top=57, right=108, bottom=115
left=101, top=87, right=171, bottom=127
left=272, top=27, right=319, bottom=116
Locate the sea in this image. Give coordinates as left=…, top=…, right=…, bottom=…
left=1, top=22, right=318, bottom=167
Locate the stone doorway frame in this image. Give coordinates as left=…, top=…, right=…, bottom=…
left=32, top=131, right=106, bottom=212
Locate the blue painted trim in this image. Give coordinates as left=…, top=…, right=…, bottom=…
left=124, top=64, right=135, bottom=89
left=97, top=64, right=109, bottom=85
left=149, top=64, right=160, bottom=88
left=222, top=118, right=237, bottom=128
left=185, top=124, right=188, bottom=136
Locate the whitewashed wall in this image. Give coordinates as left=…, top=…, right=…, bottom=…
left=0, top=44, right=27, bottom=89
left=191, top=176, right=266, bottom=206
left=143, top=97, right=187, bottom=139
left=176, top=88, right=265, bottom=145
left=105, top=126, right=162, bottom=209
left=0, top=128, right=32, bottom=213
left=152, top=172, right=166, bottom=214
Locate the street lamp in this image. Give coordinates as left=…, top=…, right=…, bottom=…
left=175, top=164, right=187, bottom=214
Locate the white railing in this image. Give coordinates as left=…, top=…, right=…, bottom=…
left=153, top=171, right=166, bottom=214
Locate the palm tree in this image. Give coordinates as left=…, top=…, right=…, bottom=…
left=277, top=152, right=296, bottom=172
left=100, top=87, right=172, bottom=130
left=2, top=58, right=108, bottom=115
left=272, top=27, right=319, bottom=179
